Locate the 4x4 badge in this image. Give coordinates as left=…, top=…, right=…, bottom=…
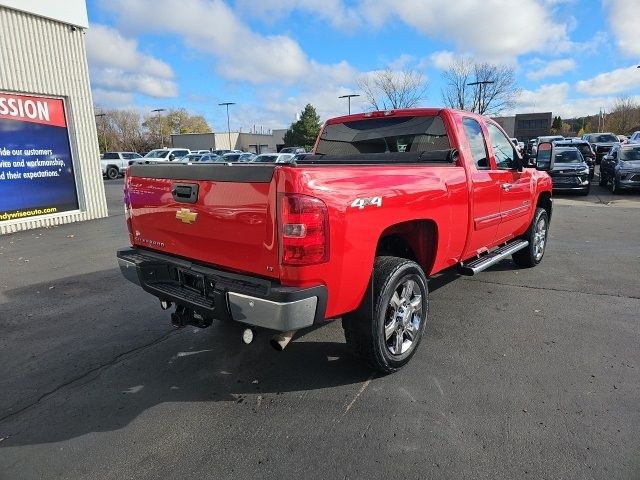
left=176, top=208, right=197, bottom=224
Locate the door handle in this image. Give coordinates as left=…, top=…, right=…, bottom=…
left=501, top=183, right=513, bottom=191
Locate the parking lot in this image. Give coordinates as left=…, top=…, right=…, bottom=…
left=1, top=176, right=639, bottom=479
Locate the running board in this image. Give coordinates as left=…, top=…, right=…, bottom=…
left=458, top=240, right=529, bottom=276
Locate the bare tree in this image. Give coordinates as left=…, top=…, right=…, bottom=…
left=604, top=96, right=640, bottom=134
left=357, top=68, right=427, bottom=110
left=441, top=58, right=520, bottom=115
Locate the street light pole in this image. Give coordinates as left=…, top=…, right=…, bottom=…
left=467, top=80, right=495, bottom=114
left=219, top=102, right=236, bottom=149
left=94, top=113, right=107, bottom=153
left=338, top=94, right=360, bottom=115
left=151, top=108, right=167, bottom=147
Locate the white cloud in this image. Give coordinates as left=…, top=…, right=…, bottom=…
left=604, top=0, right=640, bottom=57
left=429, top=51, right=458, bottom=71
left=526, top=59, right=576, bottom=81
left=91, top=89, right=134, bottom=108
left=357, top=0, right=571, bottom=62
left=86, top=24, right=178, bottom=102
left=513, top=82, right=637, bottom=118
left=235, top=0, right=360, bottom=30
left=576, top=65, right=640, bottom=96
left=100, top=0, right=356, bottom=87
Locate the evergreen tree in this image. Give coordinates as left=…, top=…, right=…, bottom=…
left=283, top=104, right=321, bottom=151
left=551, top=116, right=562, bottom=131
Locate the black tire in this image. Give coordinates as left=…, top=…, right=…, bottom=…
left=610, top=176, right=620, bottom=194
left=106, top=166, right=119, bottom=180
left=580, top=185, right=590, bottom=196
left=598, top=171, right=607, bottom=186
left=512, top=207, right=549, bottom=268
left=342, top=256, right=428, bottom=374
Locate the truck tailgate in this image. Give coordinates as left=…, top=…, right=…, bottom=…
left=125, top=163, right=279, bottom=279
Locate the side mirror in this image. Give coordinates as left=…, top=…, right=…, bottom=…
left=535, top=142, right=554, bottom=171
left=169, top=154, right=175, bottom=161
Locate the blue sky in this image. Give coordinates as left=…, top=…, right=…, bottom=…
left=85, top=0, right=640, bottom=132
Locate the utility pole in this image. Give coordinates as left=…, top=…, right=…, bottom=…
left=94, top=113, right=107, bottom=153
left=467, top=80, right=495, bottom=114
left=219, top=102, right=236, bottom=149
left=151, top=108, right=167, bottom=147
left=338, top=94, right=360, bottom=115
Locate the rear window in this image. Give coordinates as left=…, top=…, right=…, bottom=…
left=103, top=152, right=119, bottom=160
left=315, top=115, right=450, bottom=156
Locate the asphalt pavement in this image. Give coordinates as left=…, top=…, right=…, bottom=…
left=1, top=177, right=639, bottom=480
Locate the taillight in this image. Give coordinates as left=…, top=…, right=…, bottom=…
left=123, top=180, right=133, bottom=235
left=280, top=194, right=329, bottom=266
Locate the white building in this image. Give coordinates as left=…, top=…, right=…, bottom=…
left=0, top=1, right=107, bottom=234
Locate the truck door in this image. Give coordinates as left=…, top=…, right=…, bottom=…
left=460, top=117, right=503, bottom=257
left=485, top=122, right=533, bottom=242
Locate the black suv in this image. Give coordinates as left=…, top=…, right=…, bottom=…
left=599, top=143, right=640, bottom=193
left=548, top=147, right=591, bottom=195
left=554, top=139, right=596, bottom=180
left=582, top=133, right=619, bottom=164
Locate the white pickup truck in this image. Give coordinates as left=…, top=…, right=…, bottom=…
left=101, top=152, right=143, bottom=179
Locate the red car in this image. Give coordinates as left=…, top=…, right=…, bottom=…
left=118, top=108, right=553, bottom=372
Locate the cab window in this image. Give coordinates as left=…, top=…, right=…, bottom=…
left=462, top=117, right=489, bottom=169
left=486, top=123, right=516, bottom=169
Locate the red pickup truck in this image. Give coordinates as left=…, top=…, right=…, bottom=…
left=118, top=108, right=554, bottom=373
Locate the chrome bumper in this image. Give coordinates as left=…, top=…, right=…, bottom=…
left=117, top=249, right=326, bottom=332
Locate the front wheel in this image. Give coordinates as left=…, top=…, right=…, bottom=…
left=343, top=256, right=428, bottom=374
left=512, top=207, right=549, bottom=268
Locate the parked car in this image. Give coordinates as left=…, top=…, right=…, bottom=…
left=211, top=149, right=242, bottom=156
left=553, top=139, right=596, bottom=180
left=118, top=107, right=554, bottom=373
left=251, top=153, right=295, bottom=163
left=531, top=136, right=563, bottom=157
left=524, top=139, right=537, bottom=160
left=101, top=151, right=142, bottom=179
left=627, top=131, right=640, bottom=144
left=199, top=153, right=221, bottom=162
left=581, top=133, right=619, bottom=164
left=142, top=148, right=191, bottom=162
left=547, top=147, right=590, bottom=195
left=181, top=153, right=204, bottom=163
left=221, top=152, right=256, bottom=162
left=616, top=135, right=628, bottom=144
left=599, top=143, right=640, bottom=193
left=279, top=147, right=306, bottom=154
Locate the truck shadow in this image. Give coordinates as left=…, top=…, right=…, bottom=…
left=0, top=269, right=372, bottom=447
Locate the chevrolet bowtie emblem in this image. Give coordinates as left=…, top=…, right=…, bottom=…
left=176, top=208, right=198, bottom=224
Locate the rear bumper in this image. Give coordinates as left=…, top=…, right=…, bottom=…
left=117, top=248, right=327, bottom=331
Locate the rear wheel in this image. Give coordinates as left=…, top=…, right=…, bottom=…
left=512, top=207, right=549, bottom=268
left=343, top=256, right=428, bottom=374
left=106, top=166, right=119, bottom=180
